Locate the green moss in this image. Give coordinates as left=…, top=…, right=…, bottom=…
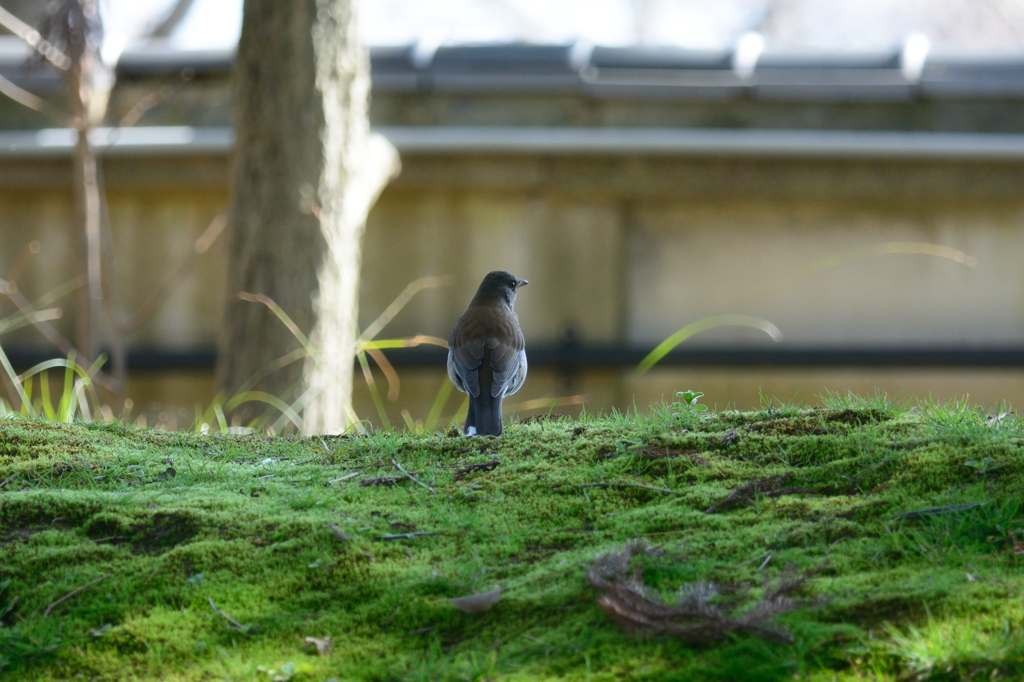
left=1, top=401, right=1023, bottom=680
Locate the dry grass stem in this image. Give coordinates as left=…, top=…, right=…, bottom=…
left=587, top=541, right=812, bottom=644
left=453, top=459, right=500, bottom=481
left=393, top=459, right=436, bottom=494
left=43, top=575, right=109, bottom=617
left=705, top=473, right=813, bottom=514
left=207, top=597, right=246, bottom=631
left=583, top=482, right=682, bottom=495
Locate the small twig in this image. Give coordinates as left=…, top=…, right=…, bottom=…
left=328, top=523, right=350, bottom=542
left=581, top=482, right=682, bottom=495
left=90, top=536, right=123, bottom=544
left=0, top=72, right=72, bottom=125
left=393, top=459, right=436, bottom=494
left=361, top=475, right=404, bottom=487
left=207, top=597, right=245, bottom=631
left=889, top=503, right=986, bottom=521
left=398, top=625, right=436, bottom=638
left=759, top=554, right=773, bottom=570
left=1, top=595, right=19, bottom=620
left=326, top=472, right=360, bottom=484
left=0, top=473, right=17, bottom=490
left=453, top=459, right=500, bottom=481
left=123, top=210, right=227, bottom=334
left=43, top=575, right=108, bottom=617
left=143, top=561, right=165, bottom=585
left=374, top=532, right=439, bottom=541
left=0, top=5, right=71, bottom=70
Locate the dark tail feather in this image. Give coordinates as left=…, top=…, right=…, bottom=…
left=465, top=391, right=503, bottom=437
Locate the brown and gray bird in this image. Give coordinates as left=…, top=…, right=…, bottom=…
left=448, top=271, right=528, bottom=437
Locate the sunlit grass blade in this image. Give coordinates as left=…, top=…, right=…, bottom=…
left=0, top=342, right=29, bottom=413
left=234, top=348, right=309, bottom=397
left=39, top=370, right=56, bottom=420
left=634, top=314, right=783, bottom=375
left=0, top=307, right=62, bottom=337
left=237, top=292, right=317, bottom=359
left=424, top=377, right=454, bottom=432
left=356, top=350, right=390, bottom=429
left=364, top=347, right=400, bottom=401
left=58, top=351, right=76, bottom=421
left=360, top=276, right=452, bottom=342
left=214, top=403, right=229, bottom=432
left=400, top=408, right=418, bottom=432
left=359, top=335, right=449, bottom=350
left=728, top=241, right=977, bottom=310
left=224, top=390, right=303, bottom=431
left=506, top=394, right=586, bottom=413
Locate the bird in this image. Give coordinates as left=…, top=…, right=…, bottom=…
left=448, top=271, right=529, bottom=437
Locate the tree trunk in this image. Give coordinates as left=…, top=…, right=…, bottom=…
left=218, top=0, right=399, bottom=434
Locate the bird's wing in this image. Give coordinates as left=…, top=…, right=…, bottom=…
left=488, top=315, right=526, bottom=398
left=449, top=315, right=487, bottom=398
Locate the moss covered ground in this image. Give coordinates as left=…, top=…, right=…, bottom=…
left=2, top=395, right=1024, bottom=680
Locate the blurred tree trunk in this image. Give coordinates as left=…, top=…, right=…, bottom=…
left=217, top=0, right=399, bottom=434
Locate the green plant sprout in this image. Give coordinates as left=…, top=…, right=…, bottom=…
left=964, top=457, right=1004, bottom=476
left=674, top=390, right=708, bottom=411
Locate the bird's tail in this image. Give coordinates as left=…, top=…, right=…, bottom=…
left=465, top=391, right=503, bottom=437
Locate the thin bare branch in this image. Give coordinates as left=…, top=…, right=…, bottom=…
left=96, top=161, right=126, bottom=397
left=113, top=70, right=194, bottom=133
left=453, top=459, right=500, bottom=481
left=207, top=597, right=246, bottom=631
left=4, top=240, right=40, bottom=286
left=0, top=71, right=71, bottom=125
left=147, top=0, right=196, bottom=38
left=393, top=459, right=436, bottom=494
left=124, top=210, right=228, bottom=334
left=325, top=472, right=360, bottom=484
left=582, top=482, right=682, bottom=495
left=705, top=474, right=813, bottom=514
left=0, top=4, right=70, bottom=70
left=587, top=541, right=812, bottom=644
left=43, top=574, right=108, bottom=617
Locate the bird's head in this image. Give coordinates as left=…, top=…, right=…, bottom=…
left=475, top=270, right=528, bottom=309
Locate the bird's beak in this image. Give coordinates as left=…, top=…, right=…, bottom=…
left=517, top=279, right=529, bottom=288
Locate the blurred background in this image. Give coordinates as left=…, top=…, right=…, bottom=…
left=4, top=0, right=1024, bottom=428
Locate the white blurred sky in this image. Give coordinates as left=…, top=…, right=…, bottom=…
left=99, top=0, right=1024, bottom=53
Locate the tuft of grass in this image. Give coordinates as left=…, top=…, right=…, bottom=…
left=2, top=397, right=1024, bottom=679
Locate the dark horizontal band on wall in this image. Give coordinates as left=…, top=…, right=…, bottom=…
left=7, top=346, right=1024, bottom=372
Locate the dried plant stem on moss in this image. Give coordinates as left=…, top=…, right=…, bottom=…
left=42, top=574, right=108, bottom=617
left=705, top=473, right=814, bottom=514
left=218, top=0, right=400, bottom=433
left=588, top=541, right=810, bottom=644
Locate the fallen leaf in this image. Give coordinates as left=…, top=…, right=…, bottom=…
left=449, top=587, right=502, bottom=614
left=304, top=636, right=333, bottom=656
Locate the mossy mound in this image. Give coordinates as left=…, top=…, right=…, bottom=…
left=2, top=396, right=1024, bottom=680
